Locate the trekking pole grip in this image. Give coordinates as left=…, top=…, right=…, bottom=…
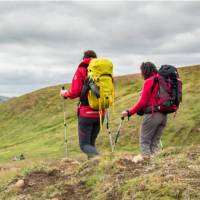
left=61, top=86, right=67, bottom=99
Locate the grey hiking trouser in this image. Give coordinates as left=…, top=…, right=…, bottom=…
left=78, top=116, right=101, bottom=156
left=140, top=112, right=167, bottom=154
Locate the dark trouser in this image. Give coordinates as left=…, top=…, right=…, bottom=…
left=78, top=116, right=101, bottom=156
left=140, top=112, right=167, bottom=154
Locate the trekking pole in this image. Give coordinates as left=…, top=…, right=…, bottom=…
left=62, top=86, right=68, bottom=156
left=105, top=110, right=114, bottom=153
left=113, top=117, right=125, bottom=152
left=160, top=139, right=163, bottom=150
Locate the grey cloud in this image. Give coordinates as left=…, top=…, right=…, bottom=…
left=0, top=1, right=200, bottom=96
left=0, top=66, right=73, bottom=85
left=1, top=2, right=200, bottom=53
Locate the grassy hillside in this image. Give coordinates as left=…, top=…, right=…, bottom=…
left=0, top=65, right=200, bottom=199
left=0, top=65, right=200, bottom=164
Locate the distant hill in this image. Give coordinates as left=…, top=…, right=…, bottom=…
left=0, top=96, right=10, bottom=102
left=0, top=65, right=200, bottom=163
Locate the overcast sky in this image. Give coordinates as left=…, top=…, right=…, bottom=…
left=0, top=1, right=200, bottom=97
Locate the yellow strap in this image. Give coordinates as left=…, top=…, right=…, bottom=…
left=99, top=99, right=103, bottom=130
left=112, top=88, right=115, bottom=113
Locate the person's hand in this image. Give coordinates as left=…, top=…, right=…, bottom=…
left=60, top=89, right=68, bottom=98
left=121, top=110, right=128, bottom=118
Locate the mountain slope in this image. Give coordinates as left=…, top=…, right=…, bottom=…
left=0, top=65, right=200, bottom=164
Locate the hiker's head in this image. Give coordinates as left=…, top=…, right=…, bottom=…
left=140, top=62, right=157, bottom=80
left=83, top=50, right=97, bottom=60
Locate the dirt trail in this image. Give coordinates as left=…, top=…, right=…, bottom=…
left=0, top=164, right=19, bottom=183
left=0, top=165, right=18, bottom=173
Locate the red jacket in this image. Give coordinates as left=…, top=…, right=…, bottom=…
left=128, top=73, right=159, bottom=115
left=65, top=58, right=104, bottom=118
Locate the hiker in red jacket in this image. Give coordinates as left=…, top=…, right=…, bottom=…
left=121, top=62, right=167, bottom=160
left=60, top=50, right=103, bottom=158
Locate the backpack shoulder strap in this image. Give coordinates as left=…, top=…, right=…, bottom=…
left=80, top=77, right=90, bottom=101
left=151, top=76, right=159, bottom=94
left=78, top=61, right=90, bottom=106
left=78, top=62, right=89, bottom=68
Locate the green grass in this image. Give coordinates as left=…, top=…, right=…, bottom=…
left=0, top=65, right=199, bottom=165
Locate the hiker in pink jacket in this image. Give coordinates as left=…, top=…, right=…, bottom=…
left=121, top=62, right=168, bottom=159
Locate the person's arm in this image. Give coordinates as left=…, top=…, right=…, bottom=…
left=62, top=67, right=87, bottom=99
left=127, top=79, right=153, bottom=116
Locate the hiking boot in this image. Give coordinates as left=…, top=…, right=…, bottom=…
left=141, top=153, right=151, bottom=161
left=87, top=154, right=95, bottom=160
left=87, top=153, right=100, bottom=160
left=132, top=154, right=144, bottom=163
left=122, top=154, right=144, bottom=164
left=132, top=153, right=151, bottom=163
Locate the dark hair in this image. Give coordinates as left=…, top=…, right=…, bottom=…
left=83, top=50, right=97, bottom=59
left=140, top=62, right=157, bottom=80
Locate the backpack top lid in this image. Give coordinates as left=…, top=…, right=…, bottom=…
left=159, top=65, right=179, bottom=79
left=88, top=58, right=113, bottom=78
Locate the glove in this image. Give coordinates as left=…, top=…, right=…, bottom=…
left=60, top=89, right=68, bottom=99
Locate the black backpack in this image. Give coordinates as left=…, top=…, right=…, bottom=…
left=137, top=65, right=182, bottom=116
left=152, top=65, right=182, bottom=113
